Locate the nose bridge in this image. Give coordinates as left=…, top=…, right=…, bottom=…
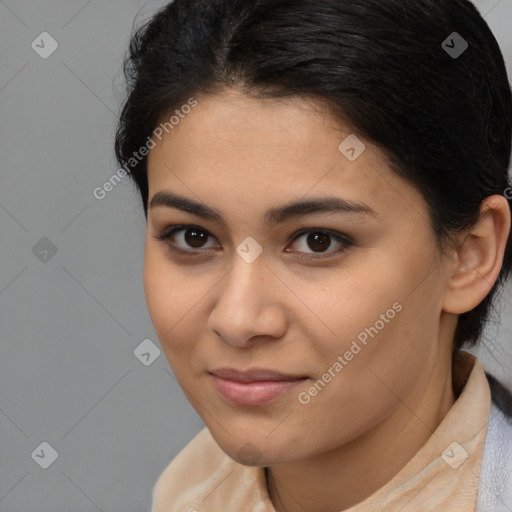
left=208, top=254, right=287, bottom=345
left=219, top=255, right=267, bottom=319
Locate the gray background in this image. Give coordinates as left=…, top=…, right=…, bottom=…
left=0, top=0, right=511, bottom=510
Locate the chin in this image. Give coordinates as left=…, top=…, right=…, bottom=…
left=210, top=429, right=297, bottom=467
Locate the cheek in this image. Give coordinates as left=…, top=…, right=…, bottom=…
left=304, top=249, right=441, bottom=379
left=143, top=249, right=172, bottom=331
left=143, top=246, right=196, bottom=343
left=294, top=267, right=403, bottom=360
left=142, top=244, right=219, bottom=366
left=310, top=287, right=443, bottom=430
left=290, top=307, right=430, bottom=447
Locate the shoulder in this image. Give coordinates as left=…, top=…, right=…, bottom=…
left=476, top=400, right=512, bottom=511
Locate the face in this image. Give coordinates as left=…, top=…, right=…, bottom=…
left=144, top=88, right=453, bottom=466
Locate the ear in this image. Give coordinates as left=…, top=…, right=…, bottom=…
left=443, top=195, right=511, bottom=314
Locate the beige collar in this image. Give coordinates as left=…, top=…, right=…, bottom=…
left=152, top=351, right=491, bottom=512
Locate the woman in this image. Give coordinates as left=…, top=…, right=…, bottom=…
left=115, top=0, right=512, bottom=510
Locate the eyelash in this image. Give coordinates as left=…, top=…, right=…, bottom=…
left=152, top=224, right=353, bottom=261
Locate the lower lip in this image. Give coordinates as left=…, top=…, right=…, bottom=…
left=211, top=375, right=307, bottom=405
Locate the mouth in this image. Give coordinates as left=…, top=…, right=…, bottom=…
left=209, top=368, right=309, bottom=406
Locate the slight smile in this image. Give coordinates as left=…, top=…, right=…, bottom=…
left=209, top=368, right=309, bottom=406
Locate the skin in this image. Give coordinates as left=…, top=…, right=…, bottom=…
left=143, top=87, right=510, bottom=512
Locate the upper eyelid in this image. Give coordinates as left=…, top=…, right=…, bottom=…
left=155, top=224, right=219, bottom=242
left=154, top=224, right=352, bottom=249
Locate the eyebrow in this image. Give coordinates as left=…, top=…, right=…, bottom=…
left=149, top=191, right=378, bottom=227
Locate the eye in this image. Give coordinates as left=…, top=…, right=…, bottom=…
left=153, top=225, right=220, bottom=254
left=286, top=228, right=353, bottom=258
left=153, top=225, right=353, bottom=259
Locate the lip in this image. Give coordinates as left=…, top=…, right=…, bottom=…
left=209, top=368, right=308, bottom=405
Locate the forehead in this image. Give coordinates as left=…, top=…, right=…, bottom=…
left=146, top=90, right=428, bottom=226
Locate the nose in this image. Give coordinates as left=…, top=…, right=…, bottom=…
left=208, top=256, right=288, bottom=348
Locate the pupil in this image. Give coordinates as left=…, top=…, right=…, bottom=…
left=307, top=232, right=330, bottom=252
left=185, top=228, right=208, bottom=248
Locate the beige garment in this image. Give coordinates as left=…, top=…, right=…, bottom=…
left=151, top=351, right=491, bottom=512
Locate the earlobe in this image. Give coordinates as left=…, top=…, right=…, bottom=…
left=443, top=195, right=511, bottom=314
